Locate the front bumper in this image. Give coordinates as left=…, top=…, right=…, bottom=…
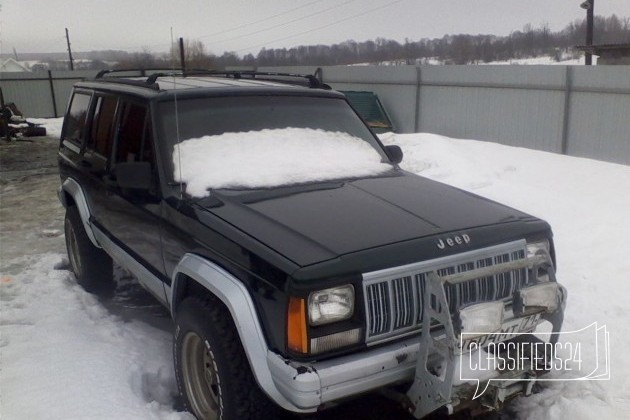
left=267, top=334, right=421, bottom=410
left=266, top=287, right=566, bottom=415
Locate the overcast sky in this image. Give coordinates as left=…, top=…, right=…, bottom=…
left=2, top=0, right=630, bottom=56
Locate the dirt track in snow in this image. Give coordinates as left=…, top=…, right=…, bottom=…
left=0, top=136, right=66, bottom=262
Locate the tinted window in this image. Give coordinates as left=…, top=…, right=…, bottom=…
left=160, top=96, right=382, bottom=143
left=115, top=103, right=153, bottom=164
left=63, top=92, right=91, bottom=145
left=114, top=102, right=158, bottom=196
left=87, top=95, right=117, bottom=157
left=158, top=96, right=385, bottom=155
left=157, top=95, right=392, bottom=184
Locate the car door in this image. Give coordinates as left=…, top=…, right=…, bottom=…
left=59, top=90, right=94, bottom=192
left=97, top=99, right=167, bottom=302
left=80, top=93, right=117, bottom=226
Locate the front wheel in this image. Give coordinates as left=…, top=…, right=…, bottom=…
left=174, top=296, right=278, bottom=420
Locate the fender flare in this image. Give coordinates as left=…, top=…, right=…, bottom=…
left=171, top=253, right=309, bottom=413
left=59, top=177, right=101, bottom=248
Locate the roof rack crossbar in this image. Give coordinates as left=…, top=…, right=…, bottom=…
left=94, top=68, right=181, bottom=79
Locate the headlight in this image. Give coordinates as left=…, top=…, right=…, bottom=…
left=527, top=240, right=552, bottom=266
left=519, top=283, right=560, bottom=312
left=459, top=301, right=504, bottom=337
left=308, top=285, right=354, bottom=326
left=527, top=240, right=553, bottom=283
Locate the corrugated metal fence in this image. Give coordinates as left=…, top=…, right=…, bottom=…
left=1, top=66, right=629, bottom=165
left=0, top=70, right=94, bottom=118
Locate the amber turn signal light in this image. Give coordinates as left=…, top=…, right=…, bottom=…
left=287, top=297, right=308, bottom=353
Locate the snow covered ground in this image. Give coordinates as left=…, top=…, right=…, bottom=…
left=479, top=54, right=593, bottom=66
left=353, top=53, right=593, bottom=66
left=26, top=118, right=64, bottom=139
left=1, top=122, right=629, bottom=419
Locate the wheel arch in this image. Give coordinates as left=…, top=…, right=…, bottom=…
left=59, top=177, right=100, bottom=248
left=170, top=253, right=307, bottom=413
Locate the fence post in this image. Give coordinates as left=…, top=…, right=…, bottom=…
left=1, top=87, right=9, bottom=141
left=414, top=66, right=422, bottom=133
left=47, top=70, right=59, bottom=118
left=560, top=66, right=573, bottom=155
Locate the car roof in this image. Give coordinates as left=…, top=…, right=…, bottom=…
left=153, top=75, right=308, bottom=90
left=73, top=72, right=344, bottom=101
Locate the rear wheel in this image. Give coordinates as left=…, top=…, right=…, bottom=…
left=174, top=296, right=278, bottom=420
left=64, top=205, right=113, bottom=293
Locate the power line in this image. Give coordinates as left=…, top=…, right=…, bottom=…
left=198, top=0, right=328, bottom=40
left=236, top=0, right=407, bottom=54
left=206, top=0, right=358, bottom=47
left=113, top=0, right=328, bottom=53
left=55, top=0, right=406, bottom=56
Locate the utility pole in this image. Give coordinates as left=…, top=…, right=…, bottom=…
left=179, top=37, right=186, bottom=72
left=65, top=27, right=74, bottom=71
left=580, top=0, right=595, bottom=65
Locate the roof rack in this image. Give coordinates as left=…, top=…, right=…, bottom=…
left=90, top=68, right=330, bottom=90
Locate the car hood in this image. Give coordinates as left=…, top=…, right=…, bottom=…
left=196, top=172, right=537, bottom=268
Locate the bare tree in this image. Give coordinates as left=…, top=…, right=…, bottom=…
left=170, top=39, right=215, bottom=70
left=114, top=47, right=163, bottom=69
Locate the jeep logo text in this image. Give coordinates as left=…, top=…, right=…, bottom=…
left=437, top=234, right=471, bottom=249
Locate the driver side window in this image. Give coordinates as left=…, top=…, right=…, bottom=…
left=116, top=102, right=153, bottom=164
left=114, top=101, right=158, bottom=196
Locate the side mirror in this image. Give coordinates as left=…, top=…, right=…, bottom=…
left=115, top=161, right=152, bottom=190
left=385, top=145, right=403, bottom=164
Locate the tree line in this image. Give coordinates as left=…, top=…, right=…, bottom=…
left=109, top=14, right=629, bottom=69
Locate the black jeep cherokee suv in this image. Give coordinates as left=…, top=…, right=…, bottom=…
left=58, top=70, right=566, bottom=419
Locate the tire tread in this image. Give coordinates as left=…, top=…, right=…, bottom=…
left=64, top=205, right=113, bottom=292
left=175, top=295, right=280, bottom=420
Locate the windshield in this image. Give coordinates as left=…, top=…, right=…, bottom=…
left=157, top=95, right=389, bottom=182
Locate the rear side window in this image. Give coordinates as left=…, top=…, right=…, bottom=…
left=62, top=92, right=91, bottom=146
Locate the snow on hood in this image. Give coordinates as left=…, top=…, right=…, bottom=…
left=172, top=127, right=392, bottom=197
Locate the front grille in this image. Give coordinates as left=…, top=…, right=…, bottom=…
left=363, top=240, right=528, bottom=343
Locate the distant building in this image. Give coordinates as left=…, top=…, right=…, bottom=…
left=0, top=58, right=30, bottom=72
left=48, top=60, right=73, bottom=71
left=72, top=59, right=92, bottom=70
left=30, top=63, right=50, bottom=72
left=576, top=43, right=630, bottom=65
